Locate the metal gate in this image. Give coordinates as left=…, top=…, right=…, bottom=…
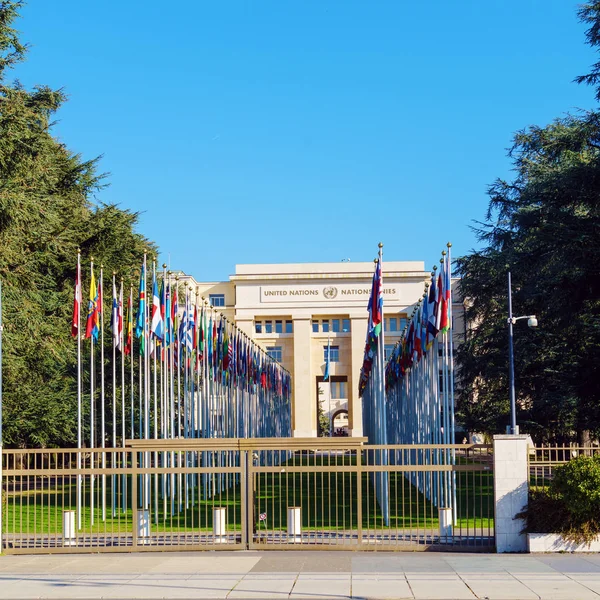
left=1, top=439, right=494, bottom=554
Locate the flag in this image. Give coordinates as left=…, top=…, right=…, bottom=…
left=124, top=291, right=133, bottom=356
left=117, top=281, right=123, bottom=352
left=111, top=278, right=119, bottom=348
left=135, top=261, right=146, bottom=339
left=440, top=254, right=451, bottom=334
left=199, top=307, right=205, bottom=361
left=135, top=261, right=146, bottom=356
left=150, top=269, right=164, bottom=341
left=324, top=336, right=331, bottom=381
left=165, top=282, right=172, bottom=347
left=369, top=258, right=383, bottom=334
left=71, top=256, right=81, bottom=338
left=85, top=268, right=98, bottom=341
left=426, top=274, right=439, bottom=348
left=185, top=298, right=194, bottom=352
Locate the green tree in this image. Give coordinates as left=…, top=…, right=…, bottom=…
left=0, top=2, right=155, bottom=447
left=456, top=4, right=600, bottom=442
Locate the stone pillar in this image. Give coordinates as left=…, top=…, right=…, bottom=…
left=348, top=316, right=368, bottom=438
left=292, top=317, right=315, bottom=437
left=493, top=434, right=529, bottom=553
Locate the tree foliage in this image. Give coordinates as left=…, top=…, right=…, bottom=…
left=0, top=2, right=155, bottom=447
left=456, top=5, right=600, bottom=442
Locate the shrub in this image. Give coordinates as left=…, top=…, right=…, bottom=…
left=518, top=455, right=600, bottom=545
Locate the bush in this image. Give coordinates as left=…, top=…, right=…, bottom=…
left=518, top=455, right=600, bottom=545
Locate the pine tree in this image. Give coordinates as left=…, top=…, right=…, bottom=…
left=0, top=2, right=156, bottom=447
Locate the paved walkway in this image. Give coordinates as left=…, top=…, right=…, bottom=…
left=2, top=551, right=600, bottom=599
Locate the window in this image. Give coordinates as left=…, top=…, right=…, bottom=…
left=322, top=320, right=330, bottom=333
left=267, top=346, right=282, bottom=362
left=385, top=317, right=398, bottom=332
left=312, top=320, right=319, bottom=333
left=324, top=345, right=339, bottom=363
left=285, top=320, right=293, bottom=333
left=275, top=320, right=283, bottom=333
left=332, top=319, right=340, bottom=333
left=399, top=317, right=407, bottom=331
left=342, top=319, right=351, bottom=332
left=331, top=381, right=347, bottom=399
left=384, top=344, right=396, bottom=361
left=255, top=321, right=262, bottom=334
left=265, top=320, right=273, bottom=334
left=209, top=294, right=225, bottom=307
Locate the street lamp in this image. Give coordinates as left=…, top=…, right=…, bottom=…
left=507, top=271, right=538, bottom=435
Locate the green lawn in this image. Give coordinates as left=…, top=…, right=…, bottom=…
left=2, top=454, right=494, bottom=535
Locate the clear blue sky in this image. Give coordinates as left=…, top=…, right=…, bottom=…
left=14, top=1, right=598, bottom=280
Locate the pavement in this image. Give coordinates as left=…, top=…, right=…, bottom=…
left=3, top=551, right=600, bottom=599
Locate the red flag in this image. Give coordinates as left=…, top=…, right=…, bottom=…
left=71, top=256, right=81, bottom=338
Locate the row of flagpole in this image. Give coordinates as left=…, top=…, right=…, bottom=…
left=358, top=243, right=456, bottom=525
left=382, top=243, right=456, bottom=520
left=358, top=243, right=390, bottom=525
left=71, top=251, right=292, bottom=524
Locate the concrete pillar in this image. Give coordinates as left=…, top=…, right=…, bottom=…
left=348, top=316, right=368, bottom=437
left=493, top=434, right=529, bottom=553
left=292, top=317, right=315, bottom=437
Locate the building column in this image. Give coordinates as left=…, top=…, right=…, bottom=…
left=493, top=434, right=529, bottom=553
left=292, top=317, right=315, bottom=437
left=348, top=316, right=368, bottom=438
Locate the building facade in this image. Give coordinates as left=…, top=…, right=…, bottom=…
left=179, top=260, right=452, bottom=438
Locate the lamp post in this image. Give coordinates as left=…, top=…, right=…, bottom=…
left=507, top=271, right=538, bottom=435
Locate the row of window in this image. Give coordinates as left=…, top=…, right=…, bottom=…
left=324, top=346, right=340, bottom=362
left=255, top=320, right=294, bottom=334
left=312, top=319, right=351, bottom=333
left=266, top=346, right=283, bottom=362
left=329, top=381, right=347, bottom=399
left=384, top=316, right=407, bottom=333
left=209, top=294, right=225, bottom=307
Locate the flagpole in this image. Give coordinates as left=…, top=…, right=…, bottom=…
left=76, top=250, right=82, bottom=530
left=129, top=284, right=134, bottom=444
left=143, top=252, right=150, bottom=510
left=152, top=260, right=159, bottom=523
left=89, top=258, right=96, bottom=526
left=120, top=278, right=126, bottom=513
left=447, top=243, right=458, bottom=524
left=99, top=265, right=107, bottom=521
left=112, top=271, right=117, bottom=518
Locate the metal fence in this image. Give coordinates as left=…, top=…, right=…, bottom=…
left=1, top=440, right=494, bottom=554
left=529, top=445, right=600, bottom=491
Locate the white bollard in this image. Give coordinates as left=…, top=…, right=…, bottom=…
left=213, top=507, right=227, bottom=544
left=287, top=506, right=302, bottom=543
left=439, top=507, right=453, bottom=539
left=62, top=510, right=76, bottom=547
left=137, top=509, right=150, bottom=545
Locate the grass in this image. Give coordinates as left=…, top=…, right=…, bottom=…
left=2, top=453, right=494, bottom=536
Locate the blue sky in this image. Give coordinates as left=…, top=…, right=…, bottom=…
left=14, top=1, right=598, bottom=280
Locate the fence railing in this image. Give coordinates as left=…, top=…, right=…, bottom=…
left=529, top=445, right=600, bottom=491
left=1, top=441, right=494, bottom=554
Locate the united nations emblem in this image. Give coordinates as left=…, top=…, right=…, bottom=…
left=323, top=286, right=338, bottom=299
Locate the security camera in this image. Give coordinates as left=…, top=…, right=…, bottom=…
left=527, top=316, right=538, bottom=328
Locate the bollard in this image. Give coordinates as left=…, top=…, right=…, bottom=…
left=287, top=506, right=302, bottom=543
left=137, top=509, right=150, bottom=545
left=62, top=510, right=76, bottom=547
left=213, top=507, right=227, bottom=544
left=439, top=507, right=453, bottom=540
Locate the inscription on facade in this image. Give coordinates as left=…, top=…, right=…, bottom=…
left=260, top=284, right=398, bottom=303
